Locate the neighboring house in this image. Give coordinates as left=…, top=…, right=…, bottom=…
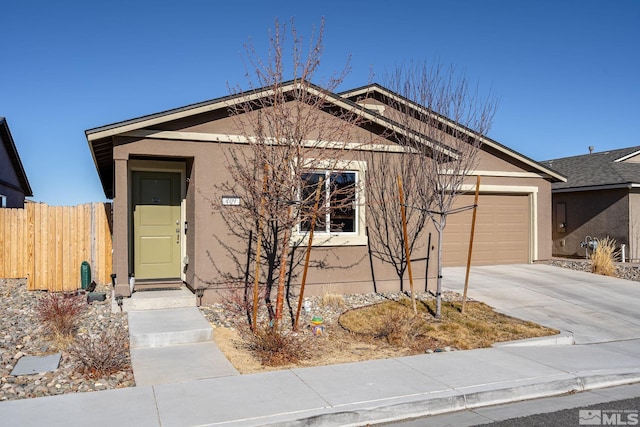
left=86, top=82, right=564, bottom=301
left=0, top=117, right=32, bottom=208
left=542, top=146, right=640, bottom=261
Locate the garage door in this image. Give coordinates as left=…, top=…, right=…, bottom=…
left=443, top=194, right=530, bottom=266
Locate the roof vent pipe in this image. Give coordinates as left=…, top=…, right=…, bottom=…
left=589, top=146, right=594, bottom=154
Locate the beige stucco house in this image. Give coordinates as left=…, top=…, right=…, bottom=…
left=86, top=82, right=564, bottom=302
left=0, top=117, right=32, bottom=208
left=543, top=146, right=640, bottom=261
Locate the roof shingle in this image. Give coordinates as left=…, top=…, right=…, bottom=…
left=542, top=146, right=640, bottom=190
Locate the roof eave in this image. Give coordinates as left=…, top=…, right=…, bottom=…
left=340, top=84, right=567, bottom=183
left=0, top=117, right=33, bottom=197
left=552, top=182, right=640, bottom=193
left=85, top=81, right=459, bottom=197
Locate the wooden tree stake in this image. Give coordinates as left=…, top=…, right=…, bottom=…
left=462, top=175, right=481, bottom=313
left=294, top=177, right=324, bottom=330
left=398, top=175, right=417, bottom=315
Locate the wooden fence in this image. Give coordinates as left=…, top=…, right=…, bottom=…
left=0, top=202, right=113, bottom=292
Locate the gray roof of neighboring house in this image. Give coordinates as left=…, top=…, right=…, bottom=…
left=541, top=146, right=640, bottom=191
left=0, top=117, right=33, bottom=197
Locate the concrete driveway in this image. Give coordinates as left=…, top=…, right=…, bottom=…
left=442, top=264, right=640, bottom=344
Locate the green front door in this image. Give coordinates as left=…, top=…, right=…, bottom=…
left=132, top=171, right=181, bottom=280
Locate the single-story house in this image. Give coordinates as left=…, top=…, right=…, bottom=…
left=86, top=81, right=565, bottom=302
left=542, top=146, right=640, bottom=261
left=0, top=117, right=32, bottom=208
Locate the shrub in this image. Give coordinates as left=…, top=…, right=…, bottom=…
left=36, top=292, right=86, bottom=337
left=218, top=284, right=255, bottom=327
left=375, top=306, right=414, bottom=346
left=591, top=237, right=619, bottom=277
left=68, top=328, right=130, bottom=378
left=243, top=325, right=308, bottom=366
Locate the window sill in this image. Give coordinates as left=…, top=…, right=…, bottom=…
left=291, top=234, right=368, bottom=247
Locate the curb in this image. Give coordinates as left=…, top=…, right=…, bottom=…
left=249, top=371, right=640, bottom=427
left=492, top=332, right=575, bottom=348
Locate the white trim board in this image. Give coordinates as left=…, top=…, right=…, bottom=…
left=120, top=129, right=419, bottom=154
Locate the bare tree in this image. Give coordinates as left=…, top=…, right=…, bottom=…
left=362, top=147, right=430, bottom=293
left=383, top=62, right=497, bottom=318
left=215, top=18, right=365, bottom=327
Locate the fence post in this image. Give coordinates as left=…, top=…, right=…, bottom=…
left=27, top=203, right=35, bottom=290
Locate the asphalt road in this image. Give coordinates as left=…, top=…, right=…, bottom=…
left=485, top=396, right=640, bottom=426
left=380, top=382, right=640, bottom=427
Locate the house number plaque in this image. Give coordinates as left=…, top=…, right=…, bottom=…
left=222, top=196, right=241, bottom=206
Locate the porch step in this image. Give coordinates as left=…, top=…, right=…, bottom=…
left=128, top=307, right=214, bottom=348
left=111, top=287, right=196, bottom=313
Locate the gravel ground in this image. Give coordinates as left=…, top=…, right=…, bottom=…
left=0, top=279, right=134, bottom=402
left=545, top=258, right=640, bottom=282
left=198, top=289, right=466, bottom=330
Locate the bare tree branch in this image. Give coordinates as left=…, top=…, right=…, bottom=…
left=382, top=61, right=497, bottom=318
left=212, top=18, right=365, bottom=326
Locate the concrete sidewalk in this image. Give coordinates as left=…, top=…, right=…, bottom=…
left=1, top=339, right=640, bottom=426
left=2, top=264, right=640, bottom=426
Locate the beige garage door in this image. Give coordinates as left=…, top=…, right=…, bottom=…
left=443, top=194, right=530, bottom=266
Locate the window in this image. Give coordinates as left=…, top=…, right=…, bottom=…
left=300, top=171, right=357, bottom=234
left=0, top=195, right=6, bottom=208
left=293, top=159, right=367, bottom=247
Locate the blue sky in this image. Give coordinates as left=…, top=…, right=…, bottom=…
left=1, top=0, right=638, bottom=205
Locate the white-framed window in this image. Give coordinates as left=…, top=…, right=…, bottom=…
left=0, top=195, right=6, bottom=208
left=299, top=170, right=358, bottom=234
left=293, top=159, right=367, bottom=247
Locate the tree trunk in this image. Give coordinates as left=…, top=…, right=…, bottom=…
left=275, top=207, right=293, bottom=326
left=435, top=216, right=445, bottom=319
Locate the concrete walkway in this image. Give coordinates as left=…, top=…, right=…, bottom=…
left=128, top=307, right=239, bottom=386
left=111, top=287, right=240, bottom=386
left=1, top=264, right=640, bottom=426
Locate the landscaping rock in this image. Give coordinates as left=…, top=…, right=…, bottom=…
left=0, top=278, right=135, bottom=401
left=546, top=259, right=640, bottom=282
left=199, top=290, right=468, bottom=334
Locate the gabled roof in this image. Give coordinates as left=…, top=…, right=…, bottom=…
left=341, top=83, right=566, bottom=183
left=541, top=146, right=640, bottom=191
left=0, top=117, right=33, bottom=197
left=86, top=80, right=565, bottom=199
left=86, top=80, right=456, bottom=198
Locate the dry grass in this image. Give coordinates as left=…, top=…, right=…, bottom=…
left=321, top=292, right=346, bottom=310
left=339, top=298, right=558, bottom=351
left=591, top=237, right=619, bottom=277
left=212, top=295, right=560, bottom=373
left=49, top=331, right=77, bottom=351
